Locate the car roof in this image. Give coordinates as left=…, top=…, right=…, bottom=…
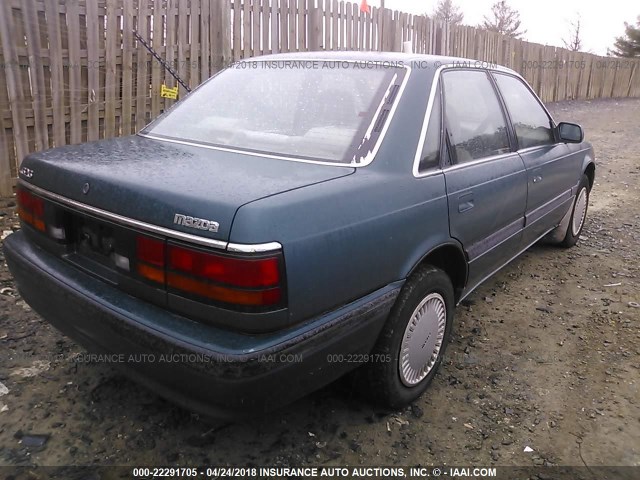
left=249, top=51, right=518, bottom=75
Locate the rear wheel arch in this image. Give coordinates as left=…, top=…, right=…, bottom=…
left=408, top=243, right=468, bottom=302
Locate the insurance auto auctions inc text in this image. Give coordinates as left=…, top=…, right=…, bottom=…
left=218, top=466, right=497, bottom=478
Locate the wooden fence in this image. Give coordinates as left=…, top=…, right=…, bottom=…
left=1, top=0, right=639, bottom=196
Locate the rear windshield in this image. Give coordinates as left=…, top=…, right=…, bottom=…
left=143, top=61, right=405, bottom=164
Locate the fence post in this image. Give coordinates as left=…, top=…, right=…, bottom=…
left=309, top=0, right=322, bottom=51
left=212, top=0, right=232, bottom=71
left=271, top=0, right=280, bottom=53
left=0, top=2, right=29, bottom=173
left=0, top=113, right=11, bottom=196
left=380, top=8, right=392, bottom=51
left=389, top=10, right=399, bottom=52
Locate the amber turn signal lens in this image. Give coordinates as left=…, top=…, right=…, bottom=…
left=137, top=262, right=165, bottom=284
left=167, top=272, right=282, bottom=306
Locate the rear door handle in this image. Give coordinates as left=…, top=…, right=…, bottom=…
left=533, top=175, right=542, bottom=183
left=458, top=192, right=475, bottom=212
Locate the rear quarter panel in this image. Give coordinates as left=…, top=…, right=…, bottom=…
left=229, top=171, right=451, bottom=323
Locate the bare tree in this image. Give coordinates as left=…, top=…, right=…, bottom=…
left=432, top=0, right=464, bottom=25
left=563, top=15, right=583, bottom=51
left=481, top=0, right=526, bottom=38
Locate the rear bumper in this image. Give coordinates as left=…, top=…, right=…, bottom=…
left=4, top=231, right=400, bottom=417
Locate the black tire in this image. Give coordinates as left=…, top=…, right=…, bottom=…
left=360, top=265, right=454, bottom=409
left=560, top=174, right=590, bottom=248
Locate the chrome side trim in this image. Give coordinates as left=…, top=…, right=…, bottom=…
left=417, top=148, right=522, bottom=177
left=441, top=151, right=517, bottom=172
left=226, top=242, right=283, bottom=253
left=140, top=60, right=412, bottom=169
left=18, top=180, right=282, bottom=253
left=414, top=168, right=443, bottom=179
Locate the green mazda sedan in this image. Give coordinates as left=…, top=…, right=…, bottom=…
left=4, top=52, right=595, bottom=416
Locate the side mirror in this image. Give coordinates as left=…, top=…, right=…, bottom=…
left=557, top=122, right=584, bottom=143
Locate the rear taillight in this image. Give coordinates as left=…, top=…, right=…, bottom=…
left=17, top=186, right=45, bottom=232
left=18, top=185, right=68, bottom=242
left=135, top=234, right=284, bottom=308
left=136, top=235, right=166, bottom=283
left=168, top=245, right=279, bottom=288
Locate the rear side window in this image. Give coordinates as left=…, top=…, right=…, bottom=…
left=442, top=70, right=510, bottom=163
left=493, top=73, right=555, bottom=149
left=418, top=84, right=442, bottom=172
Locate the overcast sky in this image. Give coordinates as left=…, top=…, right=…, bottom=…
left=380, top=0, right=637, bottom=55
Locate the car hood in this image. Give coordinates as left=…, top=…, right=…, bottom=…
left=19, top=135, right=355, bottom=242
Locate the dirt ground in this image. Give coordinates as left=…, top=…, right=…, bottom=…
left=0, top=98, right=638, bottom=471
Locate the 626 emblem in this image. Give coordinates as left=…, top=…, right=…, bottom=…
left=19, top=166, right=34, bottom=178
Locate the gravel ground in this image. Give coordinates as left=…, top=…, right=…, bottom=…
left=0, top=98, right=638, bottom=471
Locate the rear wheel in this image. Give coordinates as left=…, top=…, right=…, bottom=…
left=561, top=174, right=590, bottom=248
left=361, top=265, right=454, bottom=408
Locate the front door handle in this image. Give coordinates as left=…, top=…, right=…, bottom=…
left=532, top=168, right=543, bottom=184
left=458, top=192, right=475, bottom=213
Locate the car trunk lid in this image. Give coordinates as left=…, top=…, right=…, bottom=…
left=20, top=135, right=355, bottom=242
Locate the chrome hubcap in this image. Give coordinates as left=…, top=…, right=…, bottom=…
left=399, top=293, right=447, bottom=387
left=572, top=187, right=588, bottom=236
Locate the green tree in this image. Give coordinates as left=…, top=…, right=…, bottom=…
left=481, top=0, right=526, bottom=38
left=432, top=0, right=464, bottom=25
left=609, top=16, right=640, bottom=57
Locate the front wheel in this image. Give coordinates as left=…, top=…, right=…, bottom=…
left=561, top=174, right=590, bottom=248
left=360, top=265, right=454, bottom=409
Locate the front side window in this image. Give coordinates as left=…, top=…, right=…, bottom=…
left=442, top=70, right=510, bottom=163
left=144, top=63, right=404, bottom=164
left=493, top=73, right=555, bottom=149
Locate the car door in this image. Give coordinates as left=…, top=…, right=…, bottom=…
left=441, top=69, right=528, bottom=291
left=492, top=73, right=583, bottom=245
